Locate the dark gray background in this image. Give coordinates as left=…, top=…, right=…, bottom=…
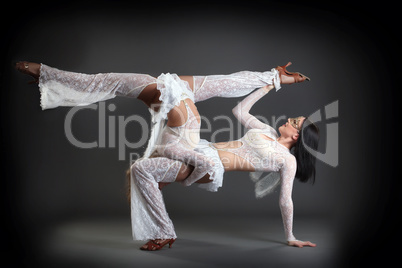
left=2, top=1, right=398, bottom=267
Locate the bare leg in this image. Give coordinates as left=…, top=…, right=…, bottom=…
left=159, top=163, right=211, bottom=189
left=178, top=75, right=194, bottom=91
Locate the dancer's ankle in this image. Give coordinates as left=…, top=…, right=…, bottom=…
left=15, top=61, right=41, bottom=83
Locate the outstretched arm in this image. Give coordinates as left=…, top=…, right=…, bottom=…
left=279, top=157, right=297, bottom=243
left=232, top=85, right=274, bottom=130
left=279, top=156, right=316, bottom=248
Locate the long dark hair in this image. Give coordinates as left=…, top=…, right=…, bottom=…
left=293, top=118, right=320, bottom=183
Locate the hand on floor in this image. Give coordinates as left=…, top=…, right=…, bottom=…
left=288, top=240, right=317, bottom=248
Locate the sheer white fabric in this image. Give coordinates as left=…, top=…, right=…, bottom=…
left=38, top=65, right=280, bottom=110
left=195, top=139, right=225, bottom=192
left=146, top=69, right=280, bottom=161
left=250, top=172, right=281, bottom=198
left=130, top=157, right=182, bottom=240
left=38, top=64, right=280, bottom=161
left=130, top=150, right=222, bottom=241
left=37, top=64, right=292, bottom=240
left=39, top=64, right=156, bottom=110
left=193, top=69, right=281, bottom=102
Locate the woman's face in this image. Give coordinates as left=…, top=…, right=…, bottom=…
left=279, top=116, right=306, bottom=138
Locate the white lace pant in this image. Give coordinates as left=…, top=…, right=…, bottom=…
left=39, top=64, right=157, bottom=110
left=39, top=64, right=280, bottom=110
left=130, top=140, right=224, bottom=241
left=130, top=157, right=181, bottom=240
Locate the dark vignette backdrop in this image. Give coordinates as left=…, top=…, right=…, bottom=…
left=1, top=1, right=399, bottom=267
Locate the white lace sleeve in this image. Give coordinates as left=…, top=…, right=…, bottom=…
left=279, top=154, right=297, bottom=242
left=232, top=87, right=275, bottom=131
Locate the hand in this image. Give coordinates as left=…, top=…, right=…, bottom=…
left=287, top=240, right=317, bottom=248
left=262, top=84, right=275, bottom=93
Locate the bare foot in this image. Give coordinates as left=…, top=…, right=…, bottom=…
left=15, top=61, right=41, bottom=83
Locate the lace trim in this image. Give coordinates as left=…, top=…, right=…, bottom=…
left=271, top=68, right=281, bottom=91
left=153, top=73, right=194, bottom=122
left=38, top=63, right=45, bottom=109
left=195, top=139, right=225, bottom=192
left=38, top=64, right=116, bottom=110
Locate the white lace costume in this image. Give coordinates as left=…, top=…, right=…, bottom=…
left=131, top=88, right=298, bottom=242
left=37, top=64, right=287, bottom=240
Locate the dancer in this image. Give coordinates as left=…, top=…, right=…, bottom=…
left=15, top=61, right=309, bottom=186
left=129, top=84, right=319, bottom=250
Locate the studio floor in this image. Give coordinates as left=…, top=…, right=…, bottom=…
left=37, top=216, right=339, bottom=268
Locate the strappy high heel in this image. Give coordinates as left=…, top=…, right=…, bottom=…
left=276, top=62, right=310, bottom=84
left=14, top=61, right=40, bottom=84
left=140, top=238, right=176, bottom=251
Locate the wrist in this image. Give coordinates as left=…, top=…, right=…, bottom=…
left=287, top=234, right=297, bottom=242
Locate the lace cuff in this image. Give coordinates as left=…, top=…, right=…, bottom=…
left=195, top=139, right=225, bottom=192
left=270, top=68, right=281, bottom=91
left=38, top=64, right=116, bottom=110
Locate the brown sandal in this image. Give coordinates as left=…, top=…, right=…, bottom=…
left=15, top=61, right=40, bottom=84
left=140, top=238, right=176, bottom=251
left=276, top=62, right=310, bottom=84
